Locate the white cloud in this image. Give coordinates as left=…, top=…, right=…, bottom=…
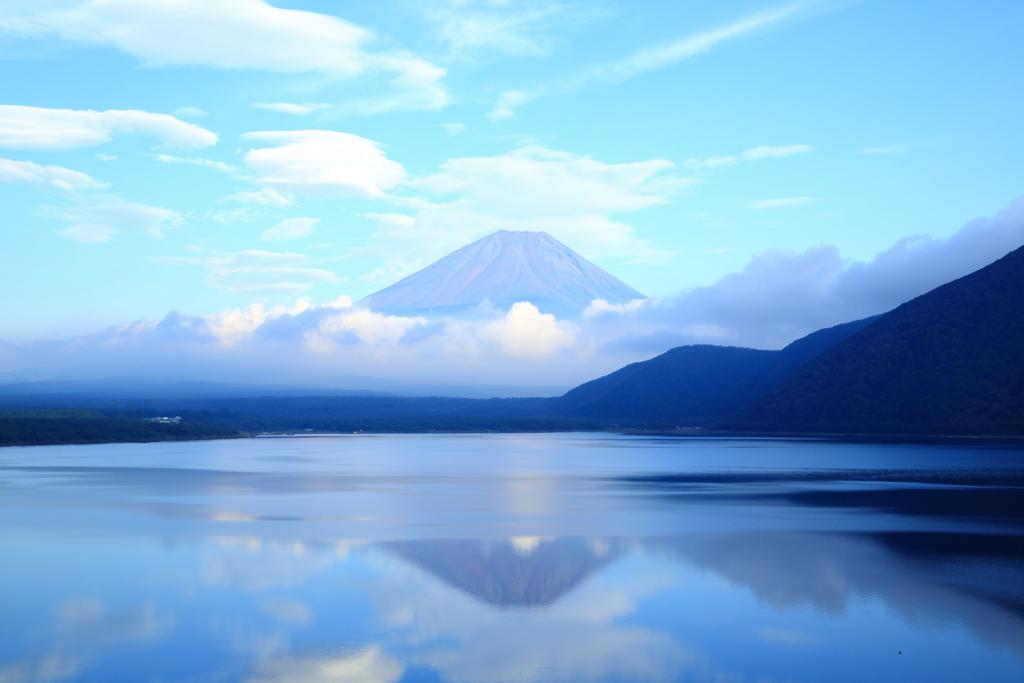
left=0, top=105, right=217, bottom=150
left=748, top=196, right=815, bottom=210
left=482, top=302, right=576, bottom=357
left=488, top=89, right=532, bottom=120
left=317, top=308, right=427, bottom=346
left=261, top=217, right=319, bottom=242
left=150, top=153, right=235, bottom=173
left=174, top=106, right=207, bottom=118
left=686, top=144, right=813, bottom=170
left=595, top=195, right=1024, bottom=352
left=424, top=0, right=580, bottom=59
left=210, top=208, right=260, bottom=225
left=338, top=57, right=448, bottom=114
left=253, top=102, right=332, bottom=116
left=242, top=130, right=406, bottom=198
left=583, top=298, right=648, bottom=318
left=0, top=157, right=105, bottom=191
left=3, top=296, right=600, bottom=388
left=56, top=223, right=118, bottom=244
left=169, top=249, right=341, bottom=294
left=1, top=0, right=448, bottom=114
left=593, top=2, right=811, bottom=85
left=41, top=197, right=182, bottom=243
left=372, top=145, right=687, bottom=272
left=204, top=304, right=275, bottom=347
left=224, top=188, right=294, bottom=207
left=415, top=145, right=685, bottom=216
left=489, top=1, right=818, bottom=117
left=203, top=299, right=316, bottom=346
left=742, top=144, right=813, bottom=161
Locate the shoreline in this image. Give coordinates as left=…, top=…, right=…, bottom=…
left=5, top=428, right=1024, bottom=449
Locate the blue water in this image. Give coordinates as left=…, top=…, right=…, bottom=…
left=1, top=434, right=1022, bottom=682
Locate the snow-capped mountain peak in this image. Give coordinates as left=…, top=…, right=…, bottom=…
left=360, top=230, right=645, bottom=317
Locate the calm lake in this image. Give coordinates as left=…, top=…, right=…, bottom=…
left=1, top=433, right=1023, bottom=682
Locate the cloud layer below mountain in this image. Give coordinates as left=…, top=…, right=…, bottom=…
left=2, top=197, right=1022, bottom=393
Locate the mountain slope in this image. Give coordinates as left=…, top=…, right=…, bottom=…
left=559, top=317, right=875, bottom=425
left=361, top=230, right=644, bottom=317
left=740, top=245, right=1024, bottom=435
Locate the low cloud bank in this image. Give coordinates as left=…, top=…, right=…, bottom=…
left=589, top=196, right=1024, bottom=355
left=2, top=197, right=1022, bottom=394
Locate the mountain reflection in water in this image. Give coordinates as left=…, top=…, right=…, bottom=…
left=385, top=537, right=625, bottom=607
left=1, top=434, right=1023, bottom=682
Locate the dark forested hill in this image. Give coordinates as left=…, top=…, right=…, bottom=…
left=740, top=246, right=1024, bottom=435
left=0, top=410, right=238, bottom=447
left=558, top=317, right=875, bottom=426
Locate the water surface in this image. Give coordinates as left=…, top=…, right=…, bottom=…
left=1, top=434, right=1023, bottom=682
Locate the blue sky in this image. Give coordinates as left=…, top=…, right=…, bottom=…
left=1, top=0, right=1022, bottom=388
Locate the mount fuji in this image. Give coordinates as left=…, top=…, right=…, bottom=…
left=360, top=230, right=645, bottom=318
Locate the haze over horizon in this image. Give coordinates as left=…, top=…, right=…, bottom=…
left=2, top=0, right=1023, bottom=390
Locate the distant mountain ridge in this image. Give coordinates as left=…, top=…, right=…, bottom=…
left=740, top=244, right=1024, bottom=434
left=559, top=244, right=1024, bottom=435
left=361, top=230, right=644, bottom=317
left=559, top=317, right=876, bottom=425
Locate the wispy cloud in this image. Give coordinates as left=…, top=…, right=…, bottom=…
left=173, top=106, right=207, bottom=119
left=165, top=249, right=340, bottom=294
left=686, top=144, right=813, bottom=170
left=209, top=208, right=260, bottom=225
left=488, top=90, right=531, bottom=120
left=423, top=0, right=590, bottom=60
left=261, top=217, right=319, bottom=242
left=0, top=105, right=217, bottom=150
left=0, top=157, right=106, bottom=192
left=253, top=102, right=332, bottom=116
left=41, top=197, right=182, bottom=243
left=366, top=144, right=690, bottom=280
left=1, top=0, right=448, bottom=114
left=224, top=188, right=294, bottom=208
left=860, top=144, right=909, bottom=157
left=149, top=153, right=236, bottom=173
left=489, top=1, right=822, bottom=118
left=588, top=2, right=814, bottom=85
